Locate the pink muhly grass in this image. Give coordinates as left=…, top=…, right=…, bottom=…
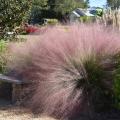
left=7, top=24, right=120, bottom=119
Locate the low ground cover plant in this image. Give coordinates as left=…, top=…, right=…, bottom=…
left=0, top=40, right=9, bottom=74
left=7, top=24, right=120, bottom=119
left=0, top=40, right=10, bottom=91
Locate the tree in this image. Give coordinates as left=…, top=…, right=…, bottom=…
left=30, top=0, right=88, bottom=23
left=30, top=0, right=48, bottom=24
left=0, top=0, right=31, bottom=32
left=107, top=0, right=120, bottom=9
left=48, top=0, right=88, bottom=15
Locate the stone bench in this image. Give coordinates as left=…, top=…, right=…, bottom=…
left=0, top=74, right=27, bottom=103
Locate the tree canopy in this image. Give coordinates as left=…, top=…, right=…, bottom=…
left=0, top=0, right=88, bottom=30
left=107, top=0, right=120, bottom=9
left=48, top=0, right=88, bottom=15
left=30, top=0, right=88, bottom=23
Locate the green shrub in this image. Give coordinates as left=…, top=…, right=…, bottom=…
left=96, top=8, right=103, bottom=17
left=0, top=0, right=31, bottom=33
left=0, top=40, right=8, bottom=74
left=79, top=16, right=95, bottom=23
left=114, top=73, right=120, bottom=108
left=45, top=19, right=59, bottom=25
left=82, top=57, right=112, bottom=111
left=113, top=54, right=120, bottom=108
left=0, top=40, right=7, bottom=52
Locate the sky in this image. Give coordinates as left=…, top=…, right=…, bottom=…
left=89, top=0, right=107, bottom=7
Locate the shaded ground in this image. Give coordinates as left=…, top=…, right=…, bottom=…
left=1, top=102, right=120, bottom=120
left=0, top=99, right=11, bottom=107
left=72, top=109, right=120, bottom=120
left=0, top=106, right=57, bottom=120
left=0, top=99, right=56, bottom=120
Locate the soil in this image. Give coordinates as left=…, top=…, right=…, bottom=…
left=72, top=109, right=120, bottom=120
left=0, top=107, right=57, bottom=120
left=0, top=99, right=56, bottom=120
left=1, top=107, right=120, bottom=120
left=0, top=99, right=120, bottom=120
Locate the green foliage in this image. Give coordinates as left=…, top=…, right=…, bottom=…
left=30, top=0, right=49, bottom=24
left=71, top=56, right=112, bottom=111
left=0, top=0, right=31, bottom=33
left=114, top=73, right=120, bottom=108
left=84, top=59, right=104, bottom=89
left=94, top=8, right=103, bottom=17
left=84, top=59, right=104, bottom=85
left=113, top=54, right=120, bottom=108
left=50, top=0, right=88, bottom=15
left=107, top=0, right=120, bottom=9
left=79, top=16, right=95, bottom=23
left=30, top=0, right=88, bottom=23
left=84, top=58, right=113, bottom=110
left=33, top=0, right=48, bottom=8
left=45, top=18, right=58, bottom=25
left=0, top=40, right=7, bottom=53
left=0, top=40, right=8, bottom=74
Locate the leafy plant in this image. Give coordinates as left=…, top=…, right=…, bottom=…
left=45, top=19, right=59, bottom=25
left=107, top=0, right=120, bottom=9
left=0, top=40, right=9, bottom=74
left=51, top=0, right=88, bottom=15
left=0, top=0, right=32, bottom=35
left=113, top=54, right=120, bottom=108
left=79, top=16, right=95, bottom=23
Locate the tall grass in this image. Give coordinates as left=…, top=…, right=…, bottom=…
left=7, top=24, right=120, bottom=119
left=102, top=8, right=120, bottom=30
left=0, top=40, right=9, bottom=74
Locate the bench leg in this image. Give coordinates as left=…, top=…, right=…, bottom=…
left=12, top=84, right=22, bottom=104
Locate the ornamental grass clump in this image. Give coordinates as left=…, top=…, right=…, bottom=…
left=8, top=24, right=120, bottom=119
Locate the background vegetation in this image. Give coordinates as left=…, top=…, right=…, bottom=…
left=1, top=0, right=120, bottom=120
left=0, top=0, right=32, bottom=35
left=30, top=0, right=88, bottom=23
left=107, top=0, right=120, bottom=9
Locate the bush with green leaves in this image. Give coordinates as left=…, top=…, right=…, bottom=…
left=45, top=19, right=59, bottom=25
left=107, top=0, right=120, bottom=9
left=113, top=54, right=120, bottom=108
left=79, top=16, right=95, bottom=23
left=0, top=40, right=9, bottom=74
left=0, top=0, right=31, bottom=35
left=30, top=0, right=88, bottom=24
